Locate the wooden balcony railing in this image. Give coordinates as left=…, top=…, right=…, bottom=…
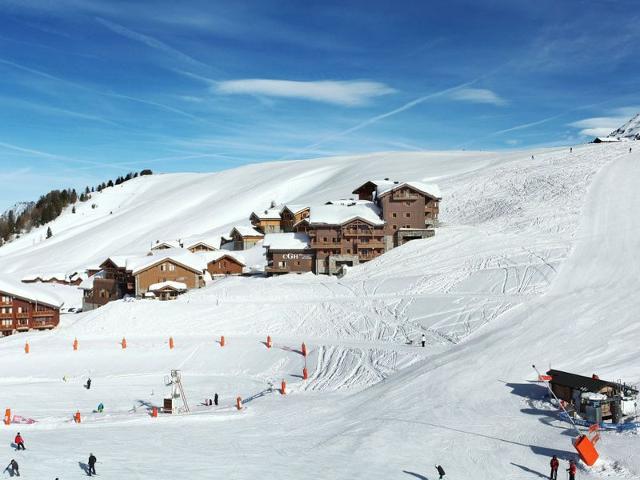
left=392, top=192, right=419, bottom=201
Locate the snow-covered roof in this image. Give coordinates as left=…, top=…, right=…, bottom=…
left=263, top=232, right=311, bottom=251
left=281, top=204, right=309, bottom=215
left=0, top=278, right=64, bottom=308
left=308, top=202, right=384, bottom=226
left=197, top=250, right=246, bottom=266
left=151, top=240, right=182, bottom=250
left=129, top=250, right=207, bottom=275
left=325, top=199, right=373, bottom=206
left=594, top=136, right=621, bottom=143
left=101, top=255, right=133, bottom=269
left=230, top=225, right=264, bottom=238
left=376, top=181, right=442, bottom=199
left=251, top=207, right=281, bottom=220
left=148, top=280, right=187, bottom=292
left=21, top=272, right=66, bottom=282
left=182, top=235, right=223, bottom=250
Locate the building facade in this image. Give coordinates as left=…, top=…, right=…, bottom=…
left=0, top=289, right=61, bottom=336
left=206, top=254, right=245, bottom=276
left=133, top=259, right=205, bottom=296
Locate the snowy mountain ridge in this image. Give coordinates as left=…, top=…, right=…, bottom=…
left=608, top=112, right=640, bottom=140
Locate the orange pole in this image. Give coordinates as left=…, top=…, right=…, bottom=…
left=169, top=337, right=174, bottom=349
left=24, top=342, right=30, bottom=354
left=151, top=407, right=158, bottom=418
left=73, top=338, right=78, bottom=351
left=266, top=335, right=272, bottom=348
left=121, top=337, right=127, bottom=349
left=281, top=380, right=286, bottom=395
left=74, top=411, right=81, bottom=423
left=303, top=367, right=308, bottom=380
left=301, top=342, right=307, bottom=357
left=220, top=335, right=225, bottom=347
left=3, top=409, right=10, bottom=425
left=236, top=397, right=243, bottom=410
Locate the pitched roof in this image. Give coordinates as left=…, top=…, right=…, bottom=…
left=130, top=250, right=207, bottom=275
left=281, top=204, right=309, bottom=215
left=151, top=240, right=182, bottom=250
left=181, top=234, right=223, bottom=250
left=263, top=232, right=311, bottom=251
left=148, top=280, right=187, bottom=292
left=250, top=207, right=281, bottom=220
left=230, top=225, right=264, bottom=238
left=308, top=201, right=384, bottom=226
left=547, top=369, right=638, bottom=395
left=0, top=278, right=64, bottom=308
left=198, top=250, right=246, bottom=266
left=376, top=181, right=442, bottom=200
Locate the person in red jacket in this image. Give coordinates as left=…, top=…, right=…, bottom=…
left=567, top=459, right=577, bottom=480
left=14, top=432, right=25, bottom=450
left=549, top=455, right=559, bottom=480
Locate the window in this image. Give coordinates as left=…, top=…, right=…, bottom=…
left=160, top=264, right=166, bottom=272
left=17, top=307, right=23, bottom=313
left=405, top=212, right=411, bottom=218
left=1, top=319, right=11, bottom=327
left=392, top=213, right=397, bottom=218
left=168, top=264, right=176, bottom=272
left=323, top=237, right=328, bottom=242
left=406, top=225, right=411, bottom=228
left=347, top=249, right=351, bottom=254
left=392, top=225, right=397, bottom=230
left=405, top=201, right=411, bottom=206
left=1, top=296, right=10, bottom=303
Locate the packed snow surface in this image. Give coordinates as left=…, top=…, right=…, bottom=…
left=1, top=144, right=640, bottom=479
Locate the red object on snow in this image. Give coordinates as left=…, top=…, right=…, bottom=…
left=169, top=337, right=174, bottom=349
left=303, top=367, right=308, bottom=380
left=220, top=335, right=225, bottom=347
left=301, top=342, right=307, bottom=357
left=73, top=338, right=78, bottom=351
left=281, top=380, right=286, bottom=395
left=236, top=397, right=243, bottom=410
left=151, top=407, right=158, bottom=418
left=574, top=435, right=599, bottom=466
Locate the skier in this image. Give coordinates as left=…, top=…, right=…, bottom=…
left=630, top=147, right=633, bottom=154
left=549, top=455, right=559, bottom=480
left=421, top=333, right=426, bottom=348
left=85, top=378, right=92, bottom=390
left=88, top=453, right=97, bottom=476
left=14, top=433, right=25, bottom=450
left=435, top=464, right=446, bottom=479
left=570, top=147, right=573, bottom=153
left=214, top=393, right=219, bottom=406
left=5, top=459, right=19, bottom=476
left=97, top=403, right=104, bottom=413
left=566, top=459, right=577, bottom=480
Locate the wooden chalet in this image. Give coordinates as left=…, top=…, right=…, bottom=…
left=229, top=226, right=264, bottom=250
left=280, top=205, right=310, bottom=232
left=250, top=207, right=282, bottom=234
left=151, top=240, right=182, bottom=251
left=147, top=281, right=187, bottom=301
left=184, top=238, right=221, bottom=253
left=81, top=256, right=136, bottom=311
left=0, top=281, right=62, bottom=336
left=263, top=233, right=313, bottom=275
left=131, top=254, right=206, bottom=297
left=204, top=252, right=245, bottom=276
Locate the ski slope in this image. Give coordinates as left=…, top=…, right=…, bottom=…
left=0, top=143, right=639, bottom=479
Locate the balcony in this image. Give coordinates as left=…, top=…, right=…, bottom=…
left=392, top=192, right=419, bottom=201
left=312, top=241, right=342, bottom=248
left=33, top=311, right=54, bottom=318
left=265, top=266, right=290, bottom=274
left=16, top=312, right=29, bottom=318
left=0, top=312, right=12, bottom=319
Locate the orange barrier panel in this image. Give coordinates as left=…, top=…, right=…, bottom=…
left=169, top=337, right=174, bottom=349
left=74, top=411, right=81, bottom=423
left=303, top=367, right=308, bottom=380
left=220, top=335, right=225, bottom=347
left=121, top=338, right=127, bottom=349
left=3, top=409, right=10, bottom=425
left=574, top=435, right=599, bottom=466
left=24, top=342, right=29, bottom=354
left=301, top=342, right=307, bottom=357
left=266, top=335, right=272, bottom=349
left=281, top=380, right=286, bottom=395
left=538, top=374, right=553, bottom=381
left=151, top=407, right=158, bottom=418
left=73, top=338, right=78, bottom=351
left=236, top=397, right=243, bottom=410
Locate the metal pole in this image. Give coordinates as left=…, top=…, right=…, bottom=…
left=532, top=364, right=581, bottom=436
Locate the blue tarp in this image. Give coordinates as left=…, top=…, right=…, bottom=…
left=559, top=411, right=640, bottom=431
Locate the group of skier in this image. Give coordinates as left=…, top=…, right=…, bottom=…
left=550, top=455, right=577, bottom=480
left=4, top=432, right=98, bottom=477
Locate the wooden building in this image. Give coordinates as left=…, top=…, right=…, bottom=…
left=0, top=281, right=62, bottom=336
left=280, top=205, right=310, bottom=232
left=81, top=256, right=136, bottom=311
left=203, top=251, right=245, bottom=277
left=229, top=226, right=264, bottom=250
left=132, top=254, right=206, bottom=297
left=250, top=208, right=282, bottom=234
left=147, top=281, right=187, bottom=301
left=151, top=240, right=182, bottom=251
left=353, top=180, right=441, bottom=249
left=263, top=233, right=313, bottom=275
left=21, top=272, right=83, bottom=286
left=184, top=237, right=221, bottom=253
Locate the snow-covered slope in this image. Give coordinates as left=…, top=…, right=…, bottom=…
left=609, top=113, right=640, bottom=140
left=0, top=143, right=639, bottom=479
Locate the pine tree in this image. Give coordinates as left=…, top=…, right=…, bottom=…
left=46, top=226, right=53, bottom=238
left=107, top=180, right=114, bottom=187
left=72, top=206, right=76, bottom=214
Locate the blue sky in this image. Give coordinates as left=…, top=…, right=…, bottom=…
left=0, top=0, right=639, bottom=211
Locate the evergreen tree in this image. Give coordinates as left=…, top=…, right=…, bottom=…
left=72, top=206, right=76, bottom=214
left=140, top=169, right=153, bottom=176
left=46, top=226, right=53, bottom=238
left=107, top=180, right=114, bottom=187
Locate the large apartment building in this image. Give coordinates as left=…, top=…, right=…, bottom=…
left=0, top=280, right=62, bottom=336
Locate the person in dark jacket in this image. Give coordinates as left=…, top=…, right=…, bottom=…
left=567, top=459, right=577, bottom=480
left=85, top=378, right=92, bottom=390
left=14, top=433, right=25, bottom=450
left=421, top=333, right=426, bottom=348
left=88, top=453, right=97, bottom=476
left=5, top=459, right=19, bottom=476
left=549, top=455, right=559, bottom=479
left=214, top=393, right=219, bottom=406
left=435, top=464, right=446, bottom=479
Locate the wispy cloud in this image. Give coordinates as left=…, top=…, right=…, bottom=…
left=568, top=116, right=628, bottom=137
left=215, top=79, right=396, bottom=106
left=95, top=17, right=210, bottom=69
left=448, top=88, right=506, bottom=106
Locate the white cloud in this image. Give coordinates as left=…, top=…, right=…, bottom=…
left=215, top=79, right=395, bottom=106
left=448, top=88, right=506, bottom=106
left=568, top=115, right=630, bottom=137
